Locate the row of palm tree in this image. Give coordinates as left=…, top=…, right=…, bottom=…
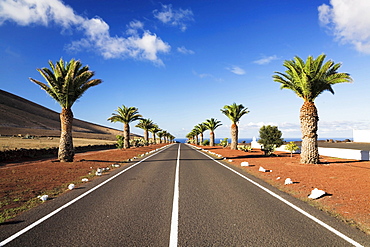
left=186, top=103, right=249, bottom=149
left=187, top=55, right=351, bottom=164
left=108, top=105, right=175, bottom=148
left=187, top=118, right=222, bottom=146
left=31, top=54, right=352, bottom=164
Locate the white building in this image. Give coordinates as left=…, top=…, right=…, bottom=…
left=353, top=130, right=370, bottom=143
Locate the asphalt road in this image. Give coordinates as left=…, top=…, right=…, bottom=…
left=1, top=143, right=369, bottom=246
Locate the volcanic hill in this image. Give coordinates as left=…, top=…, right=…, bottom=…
left=0, top=89, right=135, bottom=140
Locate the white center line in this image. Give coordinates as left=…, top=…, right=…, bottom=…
left=169, top=144, right=180, bottom=247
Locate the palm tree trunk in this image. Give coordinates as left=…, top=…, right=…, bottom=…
left=210, top=131, right=215, bottom=146
left=230, top=123, right=238, bottom=150
left=153, top=133, right=157, bottom=144
left=144, top=130, right=149, bottom=145
left=199, top=133, right=204, bottom=145
left=124, top=123, right=130, bottom=149
left=300, top=101, right=319, bottom=164
left=58, top=108, right=74, bottom=162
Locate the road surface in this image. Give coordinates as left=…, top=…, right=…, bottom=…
left=0, top=143, right=369, bottom=246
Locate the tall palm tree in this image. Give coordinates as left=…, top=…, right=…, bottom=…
left=192, top=128, right=201, bottom=145
left=30, top=58, right=102, bottom=162
left=220, top=103, right=249, bottom=150
left=108, top=105, right=142, bottom=149
left=273, top=54, right=352, bottom=164
left=149, top=124, right=161, bottom=144
left=157, top=130, right=165, bottom=143
left=135, top=118, right=154, bottom=145
left=203, top=118, right=222, bottom=146
left=194, top=123, right=207, bottom=145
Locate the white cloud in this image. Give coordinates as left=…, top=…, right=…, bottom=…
left=192, top=70, right=223, bottom=82
left=0, top=0, right=170, bottom=65
left=318, top=0, right=370, bottom=54
left=253, top=55, right=278, bottom=65
left=0, top=0, right=82, bottom=28
left=177, top=46, right=194, bottom=54
left=153, top=4, right=194, bottom=31
left=227, top=66, right=246, bottom=75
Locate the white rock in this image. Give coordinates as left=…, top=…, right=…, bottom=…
left=68, top=184, right=75, bottom=190
left=308, top=188, right=326, bottom=199
left=241, top=162, right=250, bottom=166
left=284, top=178, right=293, bottom=185
left=259, top=166, right=272, bottom=172
left=228, top=159, right=233, bottom=162
left=276, top=177, right=281, bottom=180
left=38, top=195, right=48, bottom=202
left=82, top=178, right=89, bottom=182
left=95, top=168, right=103, bottom=176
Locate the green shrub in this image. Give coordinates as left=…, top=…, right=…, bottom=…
left=116, top=135, right=124, bottom=149
left=219, top=138, right=229, bottom=147
left=285, top=141, right=300, bottom=157
left=258, top=125, right=284, bottom=156
left=202, top=139, right=210, bottom=146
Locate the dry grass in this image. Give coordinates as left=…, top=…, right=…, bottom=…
left=0, top=136, right=116, bottom=151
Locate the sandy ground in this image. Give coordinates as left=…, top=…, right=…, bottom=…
left=1, top=143, right=369, bottom=235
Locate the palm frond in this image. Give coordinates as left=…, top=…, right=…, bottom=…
left=30, top=58, right=102, bottom=109
left=273, top=54, right=352, bottom=102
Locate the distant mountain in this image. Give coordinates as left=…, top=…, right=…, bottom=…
left=0, top=89, right=139, bottom=140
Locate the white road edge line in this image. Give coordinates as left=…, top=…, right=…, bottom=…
left=0, top=144, right=174, bottom=247
left=169, top=144, right=180, bottom=247
left=189, top=145, right=364, bottom=247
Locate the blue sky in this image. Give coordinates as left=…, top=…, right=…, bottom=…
left=0, top=0, right=370, bottom=140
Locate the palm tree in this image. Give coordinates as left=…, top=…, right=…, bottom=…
left=194, top=123, right=207, bottom=145
left=220, top=103, right=249, bottom=150
left=186, top=131, right=195, bottom=144
left=135, top=118, right=154, bottom=145
left=108, top=105, right=142, bottom=149
left=30, top=58, right=102, bottom=162
left=191, top=128, right=200, bottom=145
left=203, top=118, right=222, bottom=146
left=149, top=124, right=161, bottom=144
left=162, top=130, right=169, bottom=143
left=157, top=130, right=165, bottom=143
left=273, top=54, right=352, bottom=164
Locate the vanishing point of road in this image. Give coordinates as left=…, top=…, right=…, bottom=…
left=0, top=143, right=369, bottom=246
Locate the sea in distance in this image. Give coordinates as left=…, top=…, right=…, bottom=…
left=174, top=137, right=352, bottom=144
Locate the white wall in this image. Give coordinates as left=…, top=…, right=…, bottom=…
left=318, top=147, right=370, bottom=161
left=353, top=130, right=370, bottom=143
left=275, top=144, right=300, bottom=153
left=276, top=145, right=369, bottom=160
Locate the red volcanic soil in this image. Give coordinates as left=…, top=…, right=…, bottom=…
left=196, top=145, right=370, bottom=235
left=0, top=144, right=167, bottom=222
